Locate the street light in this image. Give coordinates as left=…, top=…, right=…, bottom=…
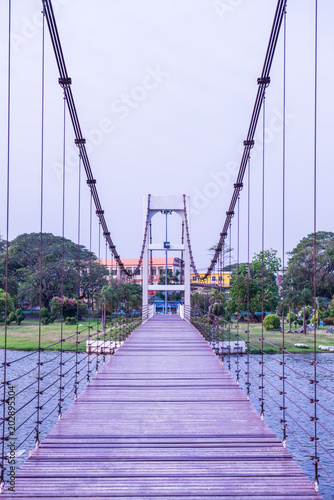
left=161, top=210, right=172, bottom=314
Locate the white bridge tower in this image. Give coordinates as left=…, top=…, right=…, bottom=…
left=142, top=195, right=191, bottom=321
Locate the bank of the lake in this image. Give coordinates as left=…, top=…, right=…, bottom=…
left=0, top=318, right=130, bottom=351
left=2, top=319, right=334, bottom=353
left=194, top=319, right=334, bottom=354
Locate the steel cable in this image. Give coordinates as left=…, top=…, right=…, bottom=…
left=1, top=0, right=11, bottom=490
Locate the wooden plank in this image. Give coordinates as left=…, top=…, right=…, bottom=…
left=3, top=316, right=323, bottom=498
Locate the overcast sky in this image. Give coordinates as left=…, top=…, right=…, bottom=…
left=1, top=0, right=333, bottom=270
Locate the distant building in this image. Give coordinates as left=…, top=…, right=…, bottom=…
left=191, top=272, right=231, bottom=289
left=98, top=258, right=231, bottom=293
left=98, top=257, right=183, bottom=285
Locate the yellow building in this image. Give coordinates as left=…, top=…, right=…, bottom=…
left=191, top=272, right=231, bottom=287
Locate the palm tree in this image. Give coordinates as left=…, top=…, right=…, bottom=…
left=299, top=288, right=314, bottom=334
left=285, top=288, right=300, bottom=332
left=208, top=288, right=226, bottom=320
left=191, top=292, right=203, bottom=311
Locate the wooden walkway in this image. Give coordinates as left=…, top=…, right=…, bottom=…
left=5, top=316, right=322, bottom=499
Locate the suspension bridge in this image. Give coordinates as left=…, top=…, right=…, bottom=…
left=1, top=0, right=333, bottom=498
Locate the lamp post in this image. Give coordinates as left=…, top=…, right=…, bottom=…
left=161, top=210, right=172, bottom=314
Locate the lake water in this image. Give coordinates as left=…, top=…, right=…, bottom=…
left=224, top=351, right=334, bottom=499
left=0, top=349, right=333, bottom=498
left=0, top=349, right=97, bottom=475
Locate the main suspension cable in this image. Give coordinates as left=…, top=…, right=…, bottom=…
left=184, top=0, right=286, bottom=280
left=41, top=0, right=149, bottom=278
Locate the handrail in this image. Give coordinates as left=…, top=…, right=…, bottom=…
left=190, top=306, right=333, bottom=494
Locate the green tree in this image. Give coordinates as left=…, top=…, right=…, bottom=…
left=191, top=291, right=204, bottom=311
left=6, top=233, right=107, bottom=310
left=98, top=281, right=142, bottom=326
left=298, top=288, right=314, bottom=334
left=0, top=288, right=14, bottom=317
left=284, top=287, right=301, bottom=332
left=287, top=231, right=334, bottom=299
left=208, top=288, right=226, bottom=317
left=0, top=237, right=18, bottom=297
left=229, top=249, right=281, bottom=318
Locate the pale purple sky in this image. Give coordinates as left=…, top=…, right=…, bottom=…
left=0, top=0, right=333, bottom=270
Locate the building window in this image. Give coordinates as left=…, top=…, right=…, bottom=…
left=192, top=276, right=197, bottom=281
left=212, top=276, right=216, bottom=282
left=135, top=268, right=141, bottom=276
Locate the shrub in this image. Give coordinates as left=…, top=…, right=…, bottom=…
left=6, top=312, right=16, bottom=325
left=65, top=317, right=76, bottom=325
left=51, top=297, right=87, bottom=319
left=297, top=319, right=303, bottom=326
left=306, top=319, right=310, bottom=325
left=40, top=307, right=49, bottom=318
left=311, top=312, right=319, bottom=325
left=286, top=312, right=296, bottom=323
left=41, top=307, right=51, bottom=325
left=15, top=308, right=25, bottom=325
left=324, top=317, right=334, bottom=325
left=263, top=314, right=280, bottom=331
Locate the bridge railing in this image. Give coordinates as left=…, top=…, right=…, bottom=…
left=184, top=304, right=191, bottom=321
left=0, top=312, right=142, bottom=489
left=190, top=306, right=333, bottom=493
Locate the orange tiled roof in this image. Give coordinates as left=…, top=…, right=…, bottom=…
left=98, top=258, right=180, bottom=267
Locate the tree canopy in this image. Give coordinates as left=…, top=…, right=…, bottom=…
left=286, top=231, right=334, bottom=299
left=100, top=281, right=142, bottom=313
left=3, top=232, right=108, bottom=309
left=0, top=289, right=14, bottom=316
left=229, top=249, right=281, bottom=316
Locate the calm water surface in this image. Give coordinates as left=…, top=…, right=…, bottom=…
left=226, top=352, right=334, bottom=499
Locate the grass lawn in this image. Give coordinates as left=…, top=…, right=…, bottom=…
left=0, top=319, right=123, bottom=351
left=2, top=318, right=334, bottom=354
left=222, top=322, right=334, bottom=354
left=192, top=318, right=334, bottom=354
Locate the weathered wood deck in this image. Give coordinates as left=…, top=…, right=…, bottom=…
left=5, top=316, right=322, bottom=499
